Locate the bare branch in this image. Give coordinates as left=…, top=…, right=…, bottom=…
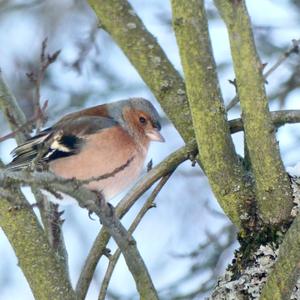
left=26, top=38, right=60, bottom=132
left=0, top=186, right=75, bottom=299
left=74, top=107, right=300, bottom=299
left=0, top=70, right=29, bottom=143
left=0, top=100, right=48, bottom=143
left=226, top=38, right=300, bottom=111
left=229, top=109, right=300, bottom=134
left=171, top=0, right=253, bottom=226
left=32, top=188, right=69, bottom=273
left=264, top=39, right=300, bottom=79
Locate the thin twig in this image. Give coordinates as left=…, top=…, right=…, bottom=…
left=229, top=109, right=300, bottom=134
left=26, top=38, right=60, bottom=132
left=263, top=39, right=300, bottom=79
left=0, top=100, right=48, bottom=143
left=0, top=70, right=29, bottom=143
left=226, top=39, right=300, bottom=111
left=98, top=173, right=173, bottom=300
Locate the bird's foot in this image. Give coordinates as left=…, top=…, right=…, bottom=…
left=91, top=190, right=115, bottom=225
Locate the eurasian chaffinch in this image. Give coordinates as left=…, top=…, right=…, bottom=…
left=7, top=98, right=165, bottom=200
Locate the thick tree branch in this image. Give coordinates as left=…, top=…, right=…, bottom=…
left=1, top=106, right=300, bottom=299
left=260, top=212, right=300, bottom=299
left=0, top=188, right=76, bottom=300
left=171, top=0, right=253, bottom=226
left=214, top=0, right=293, bottom=224
left=87, top=0, right=194, bottom=143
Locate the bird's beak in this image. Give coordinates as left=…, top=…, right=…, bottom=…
left=146, top=129, right=165, bottom=142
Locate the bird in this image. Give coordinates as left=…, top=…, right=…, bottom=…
left=6, top=98, right=165, bottom=201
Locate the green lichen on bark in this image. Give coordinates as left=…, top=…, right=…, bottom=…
left=0, top=191, right=75, bottom=300
left=87, top=0, right=194, bottom=143
left=214, top=0, right=293, bottom=224
left=170, top=0, right=253, bottom=226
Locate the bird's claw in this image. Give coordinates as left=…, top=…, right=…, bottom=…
left=88, top=210, right=95, bottom=220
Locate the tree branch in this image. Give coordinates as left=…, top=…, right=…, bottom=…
left=0, top=70, right=29, bottom=143
left=32, top=188, right=69, bottom=274
left=171, top=0, right=253, bottom=226
left=74, top=108, right=300, bottom=299
left=229, top=109, right=300, bottom=134
left=214, top=0, right=293, bottom=224
left=260, top=211, right=300, bottom=299
left=0, top=188, right=76, bottom=300
left=0, top=68, right=73, bottom=298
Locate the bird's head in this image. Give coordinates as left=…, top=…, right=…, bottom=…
left=107, top=98, right=165, bottom=144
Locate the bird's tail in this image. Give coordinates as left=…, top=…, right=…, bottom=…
left=6, top=130, right=51, bottom=170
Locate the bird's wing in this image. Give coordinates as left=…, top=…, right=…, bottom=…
left=6, top=116, right=118, bottom=170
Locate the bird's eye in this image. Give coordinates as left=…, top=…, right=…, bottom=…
left=139, top=116, right=146, bottom=124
